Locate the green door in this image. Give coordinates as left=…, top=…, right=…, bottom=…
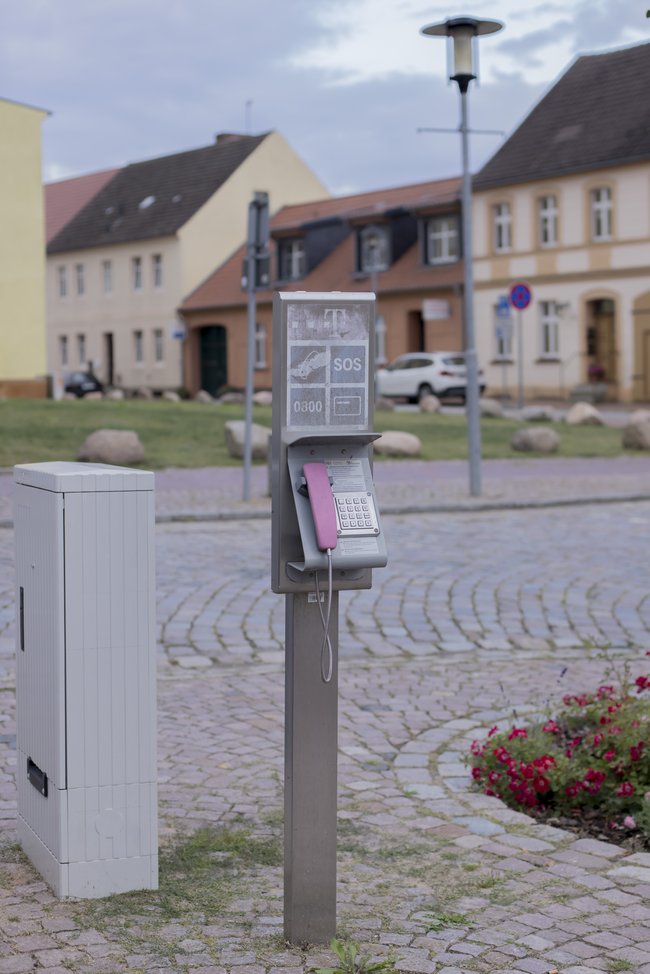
left=200, top=326, right=227, bottom=396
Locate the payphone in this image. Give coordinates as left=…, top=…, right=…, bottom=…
left=271, top=292, right=387, bottom=593
left=271, top=292, right=387, bottom=946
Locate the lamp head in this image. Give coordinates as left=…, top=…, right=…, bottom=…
left=421, top=15, right=503, bottom=91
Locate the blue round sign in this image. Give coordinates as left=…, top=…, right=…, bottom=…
left=509, top=282, right=532, bottom=310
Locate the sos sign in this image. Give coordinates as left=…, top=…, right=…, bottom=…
left=331, top=345, right=366, bottom=382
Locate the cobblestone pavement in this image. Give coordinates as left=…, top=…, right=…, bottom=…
left=1, top=489, right=650, bottom=972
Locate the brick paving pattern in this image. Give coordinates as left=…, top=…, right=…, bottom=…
left=1, top=459, right=650, bottom=972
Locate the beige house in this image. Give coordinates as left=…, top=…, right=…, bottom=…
left=473, top=41, right=650, bottom=402
left=46, top=132, right=327, bottom=392
left=0, top=98, right=49, bottom=397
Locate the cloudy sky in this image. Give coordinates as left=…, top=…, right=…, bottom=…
left=1, top=0, right=647, bottom=195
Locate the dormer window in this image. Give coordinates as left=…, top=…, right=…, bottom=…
left=278, top=239, right=306, bottom=281
left=358, top=225, right=389, bottom=274
left=425, top=215, right=459, bottom=264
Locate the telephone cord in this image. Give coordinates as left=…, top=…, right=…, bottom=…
left=314, top=549, right=334, bottom=684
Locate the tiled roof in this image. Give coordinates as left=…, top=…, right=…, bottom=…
left=44, top=169, right=120, bottom=243
left=474, top=41, right=650, bottom=190
left=47, top=133, right=269, bottom=253
left=271, top=177, right=460, bottom=232
left=181, top=177, right=461, bottom=312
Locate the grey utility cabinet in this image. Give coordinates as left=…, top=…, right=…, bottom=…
left=14, top=462, right=158, bottom=898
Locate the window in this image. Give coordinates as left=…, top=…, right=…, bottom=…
left=493, top=202, right=512, bottom=252
left=152, top=253, right=163, bottom=287
left=102, top=260, right=113, bottom=294
left=278, top=239, right=305, bottom=281
left=132, top=256, right=142, bottom=290
left=359, top=226, right=389, bottom=273
left=254, top=322, right=267, bottom=369
left=59, top=335, right=68, bottom=367
left=539, top=195, right=558, bottom=247
left=375, top=315, right=387, bottom=366
left=134, top=330, right=144, bottom=364
left=77, top=333, right=86, bottom=365
left=591, top=187, right=612, bottom=240
left=540, top=300, right=560, bottom=357
left=426, top=216, right=459, bottom=264
left=75, top=263, right=85, bottom=296
left=153, top=328, right=164, bottom=363
left=58, top=266, right=67, bottom=298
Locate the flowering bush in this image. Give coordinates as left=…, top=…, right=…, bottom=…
left=467, top=661, right=650, bottom=843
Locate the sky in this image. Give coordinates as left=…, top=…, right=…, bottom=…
left=1, top=0, right=648, bottom=196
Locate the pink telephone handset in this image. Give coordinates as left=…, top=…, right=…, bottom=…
left=303, top=462, right=338, bottom=551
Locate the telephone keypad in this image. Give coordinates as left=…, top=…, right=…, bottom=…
left=334, top=493, right=379, bottom=536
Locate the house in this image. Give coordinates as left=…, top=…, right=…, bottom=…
left=179, top=177, right=463, bottom=396
left=472, top=40, right=650, bottom=402
left=0, top=98, right=49, bottom=397
left=46, top=132, right=328, bottom=393
left=45, top=168, right=119, bottom=244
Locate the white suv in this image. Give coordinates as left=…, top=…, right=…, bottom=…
left=376, top=352, right=485, bottom=403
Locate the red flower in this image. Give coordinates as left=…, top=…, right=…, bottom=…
left=471, top=767, right=482, bottom=780
left=566, top=782, right=583, bottom=798
left=617, top=782, right=634, bottom=797
left=534, top=776, right=550, bottom=794
left=484, top=788, right=495, bottom=796
left=487, top=725, right=499, bottom=737
left=635, top=675, right=649, bottom=693
left=604, top=750, right=616, bottom=761
left=508, top=727, right=528, bottom=741
left=630, top=742, right=645, bottom=762
left=488, top=771, right=501, bottom=784
left=592, top=733, right=604, bottom=746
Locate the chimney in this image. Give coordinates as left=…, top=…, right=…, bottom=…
left=215, top=132, right=247, bottom=145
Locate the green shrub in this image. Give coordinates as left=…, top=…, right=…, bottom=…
left=467, top=659, right=650, bottom=841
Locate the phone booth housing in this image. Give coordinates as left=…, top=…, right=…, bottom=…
left=271, top=292, right=387, bottom=593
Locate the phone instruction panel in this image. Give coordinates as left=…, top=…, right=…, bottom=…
left=286, top=302, right=370, bottom=430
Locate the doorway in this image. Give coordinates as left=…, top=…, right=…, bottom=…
left=407, top=311, right=425, bottom=352
left=199, top=325, right=228, bottom=396
left=585, top=298, right=616, bottom=384
left=633, top=291, right=650, bottom=400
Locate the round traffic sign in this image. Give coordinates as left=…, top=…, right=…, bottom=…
left=509, top=281, right=532, bottom=310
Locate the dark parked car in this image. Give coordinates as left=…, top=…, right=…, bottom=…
left=64, top=371, right=104, bottom=398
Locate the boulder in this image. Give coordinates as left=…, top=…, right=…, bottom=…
left=133, top=386, right=153, bottom=400
left=77, top=429, right=145, bottom=465
left=521, top=405, right=558, bottom=422
left=374, top=431, right=422, bottom=457
left=253, top=390, right=273, bottom=406
left=629, top=409, right=650, bottom=424
left=479, top=397, right=504, bottom=418
left=565, top=401, right=605, bottom=426
left=218, top=391, right=245, bottom=404
left=374, top=397, right=396, bottom=411
left=419, top=394, right=441, bottom=414
left=194, top=389, right=214, bottom=404
left=105, top=388, right=125, bottom=401
left=622, top=417, right=650, bottom=450
left=224, top=420, right=271, bottom=460
left=162, top=390, right=181, bottom=402
left=511, top=426, right=560, bottom=454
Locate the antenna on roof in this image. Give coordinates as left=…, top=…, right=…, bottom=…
left=245, top=99, right=253, bottom=134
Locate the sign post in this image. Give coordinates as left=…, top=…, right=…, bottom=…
left=495, top=295, right=512, bottom=400
left=243, top=192, right=270, bottom=501
left=509, top=282, right=532, bottom=409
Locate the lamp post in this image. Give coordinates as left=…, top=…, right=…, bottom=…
left=420, top=15, right=503, bottom=497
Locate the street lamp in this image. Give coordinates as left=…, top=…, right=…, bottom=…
left=420, top=15, right=503, bottom=497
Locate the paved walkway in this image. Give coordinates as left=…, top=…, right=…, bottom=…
left=1, top=461, right=650, bottom=973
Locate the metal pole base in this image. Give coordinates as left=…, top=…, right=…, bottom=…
left=284, top=591, right=338, bottom=945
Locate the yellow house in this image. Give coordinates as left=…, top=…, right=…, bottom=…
left=0, top=98, right=49, bottom=397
